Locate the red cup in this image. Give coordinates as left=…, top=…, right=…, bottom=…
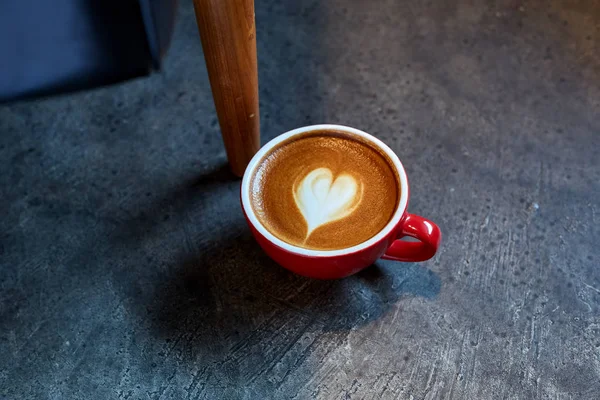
left=241, top=125, right=441, bottom=279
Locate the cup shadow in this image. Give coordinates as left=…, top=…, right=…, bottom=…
left=140, top=230, right=441, bottom=359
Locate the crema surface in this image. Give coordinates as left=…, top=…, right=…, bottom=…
left=250, top=130, right=399, bottom=250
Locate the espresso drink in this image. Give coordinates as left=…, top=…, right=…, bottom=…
left=250, top=130, right=399, bottom=250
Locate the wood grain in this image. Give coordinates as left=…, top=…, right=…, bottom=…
left=192, top=0, right=260, bottom=176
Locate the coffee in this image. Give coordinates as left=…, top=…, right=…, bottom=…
left=249, top=129, right=400, bottom=251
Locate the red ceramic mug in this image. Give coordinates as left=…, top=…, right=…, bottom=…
left=241, top=125, right=441, bottom=279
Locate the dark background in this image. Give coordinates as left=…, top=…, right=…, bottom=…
left=1, top=0, right=599, bottom=399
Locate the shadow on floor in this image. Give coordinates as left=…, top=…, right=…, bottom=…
left=136, top=228, right=441, bottom=360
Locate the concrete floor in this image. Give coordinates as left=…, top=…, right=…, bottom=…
left=1, top=0, right=599, bottom=399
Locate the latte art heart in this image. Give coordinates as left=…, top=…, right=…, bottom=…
left=293, top=168, right=363, bottom=238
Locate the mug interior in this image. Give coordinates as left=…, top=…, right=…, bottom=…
left=241, top=124, right=409, bottom=257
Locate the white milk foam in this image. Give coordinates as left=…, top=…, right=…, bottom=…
left=293, top=168, right=363, bottom=239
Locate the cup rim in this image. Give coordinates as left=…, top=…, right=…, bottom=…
left=241, top=124, right=409, bottom=257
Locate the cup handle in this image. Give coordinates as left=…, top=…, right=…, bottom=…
left=381, top=214, right=441, bottom=262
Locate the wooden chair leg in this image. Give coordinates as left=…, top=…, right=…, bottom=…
left=192, top=0, right=260, bottom=177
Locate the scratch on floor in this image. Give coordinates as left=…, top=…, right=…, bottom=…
left=480, top=214, right=490, bottom=230
left=423, top=362, right=438, bottom=399
left=185, top=365, right=209, bottom=399
left=154, top=370, right=177, bottom=400
left=247, top=320, right=312, bottom=384
left=581, top=282, right=600, bottom=295
left=577, top=296, right=593, bottom=313
left=224, top=312, right=279, bottom=360
left=407, top=344, right=422, bottom=384
left=274, top=335, right=318, bottom=392
left=465, top=330, right=479, bottom=397
left=292, top=362, right=338, bottom=400
left=377, top=372, right=398, bottom=398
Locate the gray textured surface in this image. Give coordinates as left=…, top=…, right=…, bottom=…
left=1, top=0, right=599, bottom=399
